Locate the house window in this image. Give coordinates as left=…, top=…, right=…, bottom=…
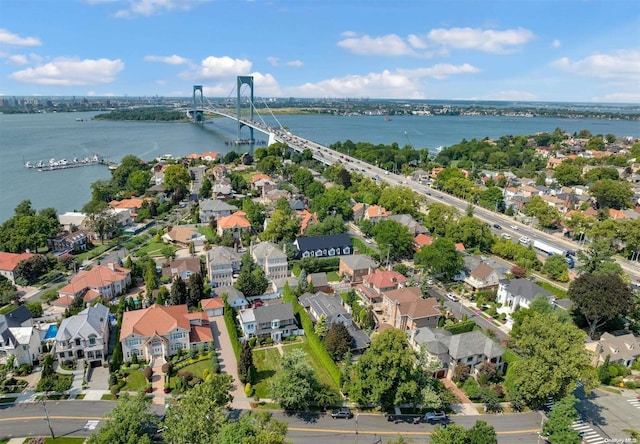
left=343, top=247, right=351, bottom=254
left=88, top=336, right=96, bottom=346
left=466, top=357, right=473, bottom=363
left=75, top=338, right=81, bottom=346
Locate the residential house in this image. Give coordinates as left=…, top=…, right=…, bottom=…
left=211, top=164, right=228, bottom=181
left=387, top=214, right=428, bottom=236
left=0, top=252, right=35, bottom=284
left=307, top=272, right=330, bottom=292
left=109, top=197, right=147, bottom=216
left=216, top=211, right=251, bottom=238
left=382, top=287, right=440, bottom=331
left=408, top=328, right=505, bottom=379
left=199, top=199, right=237, bottom=224
left=270, top=276, right=299, bottom=296
left=58, top=262, right=131, bottom=301
left=214, top=286, right=248, bottom=308
left=201, top=298, right=224, bottom=318
left=339, top=255, right=377, bottom=283
left=299, top=291, right=370, bottom=352
left=161, top=258, right=202, bottom=281
left=293, top=233, right=353, bottom=259
left=206, top=246, right=241, bottom=288
left=464, top=263, right=501, bottom=291
left=364, top=205, right=390, bottom=222
left=589, top=332, right=640, bottom=368
left=289, top=199, right=306, bottom=211
left=0, top=306, right=39, bottom=367
left=58, top=212, right=88, bottom=231
left=352, top=202, right=366, bottom=221
left=47, top=231, right=89, bottom=254
left=120, top=304, right=212, bottom=363
left=238, top=303, right=299, bottom=342
left=496, top=278, right=553, bottom=313
left=413, top=234, right=433, bottom=251
left=251, top=242, right=288, bottom=281
left=54, top=303, right=110, bottom=366
left=201, top=151, right=221, bottom=162
left=357, top=270, right=407, bottom=304
left=162, top=226, right=206, bottom=247
left=297, top=209, right=318, bottom=234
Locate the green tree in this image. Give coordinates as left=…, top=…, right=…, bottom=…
left=262, top=209, right=300, bottom=243
left=13, top=255, right=50, bottom=285
left=577, top=239, right=623, bottom=277
left=448, top=216, right=494, bottom=251
left=311, top=186, right=353, bottom=221
left=163, top=375, right=234, bottom=444
left=553, top=162, right=584, bottom=186
left=234, top=254, right=269, bottom=298
left=323, top=322, right=352, bottom=361
left=523, top=196, right=562, bottom=228
left=373, top=219, right=414, bottom=261
left=430, top=424, right=468, bottom=444
left=589, top=179, right=634, bottom=210
left=583, top=166, right=619, bottom=183
left=378, top=186, right=420, bottom=217
left=25, top=301, right=43, bottom=317
left=0, top=276, right=19, bottom=305
left=126, top=169, right=152, bottom=194
left=314, top=314, right=329, bottom=339
left=242, top=199, right=266, bottom=232
left=170, top=276, right=188, bottom=305
left=187, top=272, right=205, bottom=308
left=424, top=203, right=458, bottom=237
left=164, top=164, right=191, bottom=193
left=238, top=341, right=255, bottom=384
left=478, top=186, right=505, bottom=211
left=200, top=176, right=212, bottom=199
left=568, top=273, right=634, bottom=339
left=466, top=420, right=498, bottom=444
left=218, top=411, right=289, bottom=444
left=542, top=395, right=581, bottom=444
left=505, top=312, right=596, bottom=408
left=270, top=349, right=322, bottom=411
left=351, top=328, right=425, bottom=410
left=414, top=237, right=464, bottom=281
left=87, top=392, right=155, bottom=444
left=85, top=209, right=123, bottom=244
left=542, top=254, right=569, bottom=282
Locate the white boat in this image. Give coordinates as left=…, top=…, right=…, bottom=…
left=24, top=161, right=33, bottom=168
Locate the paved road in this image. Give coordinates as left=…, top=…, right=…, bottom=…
left=0, top=401, right=543, bottom=443
left=576, top=386, right=640, bottom=442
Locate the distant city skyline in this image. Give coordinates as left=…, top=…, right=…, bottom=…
left=1, top=0, right=638, bottom=103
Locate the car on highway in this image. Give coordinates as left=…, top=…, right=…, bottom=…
left=493, top=223, right=502, bottom=230
left=510, top=225, right=518, bottom=230
left=331, top=408, right=353, bottom=419
left=425, top=411, right=447, bottom=423
left=365, top=238, right=373, bottom=244
left=446, top=293, right=459, bottom=302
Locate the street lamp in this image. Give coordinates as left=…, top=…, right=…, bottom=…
left=42, top=395, right=55, bottom=439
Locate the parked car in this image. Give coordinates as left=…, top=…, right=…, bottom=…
left=426, top=278, right=434, bottom=285
left=425, top=411, right=447, bottom=423
left=446, top=293, right=459, bottom=302
left=331, top=408, right=353, bottom=419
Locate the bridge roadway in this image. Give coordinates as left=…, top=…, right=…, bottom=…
left=206, top=110, right=640, bottom=283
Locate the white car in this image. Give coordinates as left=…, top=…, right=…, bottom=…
left=510, top=225, right=518, bottom=230
left=364, top=238, right=373, bottom=244
left=446, top=293, right=459, bottom=302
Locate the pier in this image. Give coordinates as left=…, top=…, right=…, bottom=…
left=24, top=154, right=113, bottom=172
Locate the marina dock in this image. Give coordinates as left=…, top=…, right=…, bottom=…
left=24, top=154, right=114, bottom=172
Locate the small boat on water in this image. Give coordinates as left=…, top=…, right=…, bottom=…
left=25, top=153, right=106, bottom=171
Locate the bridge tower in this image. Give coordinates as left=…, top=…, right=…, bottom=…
left=236, top=76, right=254, bottom=143
left=192, top=85, right=204, bottom=123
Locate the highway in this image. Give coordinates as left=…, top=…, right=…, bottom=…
left=260, top=125, right=640, bottom=284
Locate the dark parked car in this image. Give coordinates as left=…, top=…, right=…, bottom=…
left=331, top=408, right=354, bottom=419
left=425, top=411, right=447, bottom=423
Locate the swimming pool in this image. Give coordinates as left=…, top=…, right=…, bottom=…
left=44, top=324, right=58, bottom=340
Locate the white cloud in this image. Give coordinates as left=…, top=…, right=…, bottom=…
left=591, top=92, right=640, bottom=103
left=399, top=63, right=480, bottom=80
left=194, top=56, right=252, bottom=79
left=486, top=90, right=538, bottom=101
left=144, top=54, right=190, bottom=65
left=551, top=49, right=640, bottom=80
left=8, top=54, right=28, bottom=65
left=267, top=56, right=303, bottom=67
left=338, top=33, right=416, bottom=56
left=114, top=0, right=199, bottom=18
left=0, top=29, right=41, bottom=46
left=407, top=34, right=427, bottom=49
left=287, top=70, right=423, bottom=99
left=551, top=39, right=561, bottom=49
left=8, top=58, right=124, bottom=86
left=427, top=27, right=535, bottom=53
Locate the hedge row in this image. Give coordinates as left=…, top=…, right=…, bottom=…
left=444, top=320, right=477, bottom=335
left=283, top=285, right=341, bottom=386
left=536, top=281, right=569, bottom=300
left=223, top=299, right=241, bottom=359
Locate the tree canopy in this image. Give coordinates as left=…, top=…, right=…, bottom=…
left=87, top=392, right=155, bottom=444
left=414, top=237, right=464, bottom=281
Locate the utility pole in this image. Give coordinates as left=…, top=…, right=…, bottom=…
left=42, top=397, right=55, bottom=439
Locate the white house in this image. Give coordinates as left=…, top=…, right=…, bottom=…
left=0, top=306, right=39, bottom=367
left=496, top=279, right=553, bottom=313
left=54, top=303, right=110, bottom=366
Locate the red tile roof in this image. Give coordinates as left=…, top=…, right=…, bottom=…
left=201, top=298, right=224, bottom=310
left=217, top=211, right=251, bottom=230
left=364, top=270, right=407, bottom=289
left=120, top=304, right=191, bottom=340
left=58, top=263, right=130, bottom=296
left=0, top=252, right=35, bottom=272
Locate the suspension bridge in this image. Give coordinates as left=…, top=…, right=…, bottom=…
left=185, top=76, right=300, bottom=152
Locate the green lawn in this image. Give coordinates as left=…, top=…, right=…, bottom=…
left=134, top=241, right=176, bottom=257
left=252, top=347, right=284, bottom=399
left=326, top=271, right=340, bottom=282
left=351, top=238, right=377, bottom=256
left=252, top=340, right=341, bottom=400
left=197, top=226, right=217, bottom=242
left=24, top=437, right=87, bottom=444
left=121, top=370, right=147, bottom=391
left=170, top=359, right=213, bottom=389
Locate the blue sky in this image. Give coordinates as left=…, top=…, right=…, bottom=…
left=1, top=0, right=639, bottom=103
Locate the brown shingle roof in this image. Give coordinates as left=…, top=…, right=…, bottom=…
left=471, top=263, right=495, bottom=281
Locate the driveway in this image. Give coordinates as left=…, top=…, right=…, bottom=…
left=209, top=317, right=251, bottom=409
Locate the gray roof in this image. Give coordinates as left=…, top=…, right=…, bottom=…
left=55, top=303, right=109, bottom=342
left=207, top=246, right=241, bottom=266
left=199, top=199, right=237, bottom=213
left=0, top=306, right=32, bottom=328
left=272, top=276, right=299, bottom=291
left=308, top=272, right=328, bottom=287
left=253, top=303, right=296, bottom=324
left=386, top=214, right=427, bottom=234
left=446, top=330, right=505, bottom=361
left=347, top=324, right=371, bottom=351
left=299, top=291, right=352, bottom=324
left=214, top=286, right=246, bottom=305
left=251, top=242, right=287, bottom=260
left=500, top=278, right=553, bottom=302
left=340, top=254, right=377, bottom=271
left=412, top=328, right=452, bottom=355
